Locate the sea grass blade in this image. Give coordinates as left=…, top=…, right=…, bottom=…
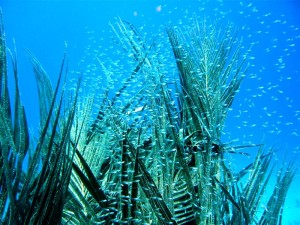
left=72, top=147, right=110, bottom=208
left=137, top=155, right=177, bottom=225
left=214, top=177, right=240, bottom=211
left=0, top=10, right=17, bottom=222
left=9, top=46, right=30, bottom=198
left=26, top=50, right=54, bottom=129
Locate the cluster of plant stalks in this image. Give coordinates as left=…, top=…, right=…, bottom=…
left=0, top=10, right=295, bottom=225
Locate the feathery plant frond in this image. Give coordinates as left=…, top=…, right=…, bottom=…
left=0, top=9, right=81, bottom=224
left=26, top=50, right=54, bottom=130
left=167, top=19, right=246, bottom=142
left=0, top=8, right=296, bottom=225
left=258, top=155, right=296, bottom=225
left=166, top=19, right=248, bottom=224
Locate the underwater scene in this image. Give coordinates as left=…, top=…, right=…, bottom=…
left=1, top=0, right=299, bottom=224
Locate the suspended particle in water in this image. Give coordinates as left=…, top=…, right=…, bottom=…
left=156, top=5, right=162, bottom=12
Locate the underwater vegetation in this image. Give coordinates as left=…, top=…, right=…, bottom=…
left=0, top=9, right=296, bottom=225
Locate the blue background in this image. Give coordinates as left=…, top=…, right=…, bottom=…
left=1, top=0, right=300, bottom=224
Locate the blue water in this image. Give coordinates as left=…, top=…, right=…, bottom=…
left=2, top=0, right=300, bottom=223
